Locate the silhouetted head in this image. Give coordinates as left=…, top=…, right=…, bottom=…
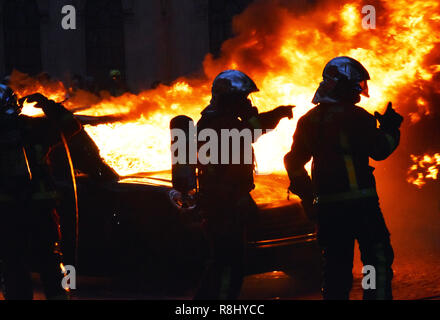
left=312, top=56, right=370, bottom=105
left=210, top=70, right=259, bottom=116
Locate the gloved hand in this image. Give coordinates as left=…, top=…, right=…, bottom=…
left=374, top=102, right=403, bottom=132
left=19, top=93, right=51, bottom=109
left=287, top=171, right=316, bottom=222
left=287, top=171, right=313, bottom=199
left=273, top=105, right=295, bottom=120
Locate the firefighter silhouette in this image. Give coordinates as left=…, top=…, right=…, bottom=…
left=194, top=70, right=294, bottom=299
left=284, top=57, right=403, bottom=300
left=0, top=86, right=81, bottom=300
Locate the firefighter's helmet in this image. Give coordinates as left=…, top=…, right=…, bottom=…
left=312, top=56, right=370, bottom=105
left=0, top=84, right=21, bottom=117
left=212, top=70, right=259, bottom=98
left=109, top=69, right=122, bottom=79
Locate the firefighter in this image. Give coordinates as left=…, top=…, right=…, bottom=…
left=284, top=57, right=403, bottom=300
left=194, top=70, right=294, bottom=299
left=0, top=86, right=82, bottom=300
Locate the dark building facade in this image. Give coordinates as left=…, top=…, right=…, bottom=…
left=0, top=0, right=253, bottom=92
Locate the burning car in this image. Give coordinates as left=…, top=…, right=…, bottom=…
left=52, top=130, right=318, bottom=294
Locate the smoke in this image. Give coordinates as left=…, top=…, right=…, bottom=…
left=7, top=0, right=440, bottom=171
left=8, top=69, right=166, bottom=122
left=204, top=0, right=440, bottom=279
left=204, top=0, right=440, bottom=113
left=204, top=0, right=440, bottom=153
left=9, top=70, right=66, bottom=99
left=9, top=70, right=102, bottom=113
left=9, top=0, right=440, bottom=129
left=5, top=0, right=440, bottom=279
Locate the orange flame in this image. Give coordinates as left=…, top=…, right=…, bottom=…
left=12, top=0, right=440, bottom=181
left=407, top=153, right=440, bottom=188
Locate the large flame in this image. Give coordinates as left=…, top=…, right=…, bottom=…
left=13, top=0, right=440, bottom=183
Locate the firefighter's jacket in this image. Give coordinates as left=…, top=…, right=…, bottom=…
left=197, top=104, right=286, bottom=200
left=284, top=103, right=400, bottom=204
left=0, top=101, right=82, bottom=203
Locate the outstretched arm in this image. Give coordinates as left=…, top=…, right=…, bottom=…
left=20, top=93, right=82, bottom=146
left=241, top=105, right=294, bottom=135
